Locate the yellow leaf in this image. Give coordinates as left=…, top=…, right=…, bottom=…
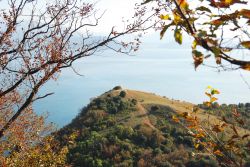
left=159, top=14, right=171, bottom=20
left=174, top=29, right=182, bottom=45
left=194, top=143, right=200, bottom=149
left=194, top=133, right=205, bottom=138
left=177, top=0, right=189, bottom=10
left=172, top=115, right=180, bottom=122
left=206, top=86, right=212, bottom=89
left=203, top=101, right=211, bottom=107
left=210, top=97, right=218, bottom=103
left=214, top=150, right=223, bottom=156
left=192, top=40, right=197, bottom=49
left=205, top=92, right=211, bottom=98
left=225, top=0, right=233, bottom=5
left=173, top=12, right=181, bottom=24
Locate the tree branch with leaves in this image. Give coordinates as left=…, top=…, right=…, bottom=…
left=142, top=0, right=250, bottom=70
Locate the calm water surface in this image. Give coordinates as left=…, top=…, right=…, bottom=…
left=34, top=35, right=250, bottom=127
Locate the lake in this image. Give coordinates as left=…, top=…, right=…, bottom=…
left=34, top=34, right=250, bottom=127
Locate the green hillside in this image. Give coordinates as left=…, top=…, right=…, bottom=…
left=55, top=87, right=249, bottom=167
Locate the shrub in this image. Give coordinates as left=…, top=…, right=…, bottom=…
left=113, top=86, right=122, bottom=90
left=151, top=105, right=159, bottom=111
left=119, top=91, right=127, bottom=98
left=131, top=98, right=138, bottom=105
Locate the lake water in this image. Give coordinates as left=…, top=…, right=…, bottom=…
left=34, top=34, right=250, bottom=127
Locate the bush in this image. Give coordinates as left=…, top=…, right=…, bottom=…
left=119, top=91, right=127, bottom=98
left=151, top=105, right=159, bottom=111
left=131, top=99, right=137, bottom=105
left=113, top=86, right=122, bottom=90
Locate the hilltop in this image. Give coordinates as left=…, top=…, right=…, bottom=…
left=55, top=87, right=249, bottom=167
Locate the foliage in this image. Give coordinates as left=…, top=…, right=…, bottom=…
left=198, top=102, right=250, bottom=131
left=0, top=108, right=68, bottom=166
left=119, top=91, right=127, bottom=98
left=2, top=136, right=68, bottom=167
left=141, top=0, right=250, bottom=71
left=172, top=87, right=250, bottom=167
left=113, top=86, right=123, bottom=90
left=55, top=89, right=222, bottom=167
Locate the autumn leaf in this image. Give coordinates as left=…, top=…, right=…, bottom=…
left=239, top=9, right=250, bottom=19
left=241, top=41, right=250, bottom=49
left=215, top=57, right=221, bottom=64
left=172, top=115, right=180, bottom=122
left=194, top=133, right=206, bottom=138
left=211, top=19, right=224, bottom=26
left=194, top=143, right=200, bottom=149
left=159, top=14, right=171, bottom=20
left=242, top=134, right=250, bottom=139
left=173, top=12, right=181, bottom=24
left=210, top=0, right=247, bottom=8
left=212, top=124, right=224, bottom=133
left=241, top=64, right=250, bottom=71
left=192, top=50, right=203, bottom=69
left=214, top=150, right=223, bottom=156
left=180, top=112, right=190, bottom=118
left=205, top=92, right=211, bottom=97
left=174, top=29, right=182, bottom=44
left=177, top=0, right=189, bottom=10
left=203, top=101, right=211, bottom=107
left=210, top=97, right=218, bottom=103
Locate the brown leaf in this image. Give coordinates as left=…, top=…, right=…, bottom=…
left=232, top=125, right=239, bottom=136
left=241, top=41, right=250, bottom=49
left=239, top=9, right=250, bottom=19
left=242, top=134, right=250, bottom=139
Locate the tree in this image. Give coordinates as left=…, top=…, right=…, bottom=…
left=142, top=0, right=250, bottom=70
left=172, top=87, right=250, bottom=167
left=138, top=1, right=250, bottom=165
left=0, top=0, right=156, bottom=138
left=0, top=107, right=69, bottom=166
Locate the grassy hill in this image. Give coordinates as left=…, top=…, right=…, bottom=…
left=55, top=87, right=249, bottom=167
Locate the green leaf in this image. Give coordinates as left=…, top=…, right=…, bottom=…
left=141, top=0, right=153, bottom=5
left=174, top=29, right=182, bottom=45
left=211, top=47, right=221, bottom=57
left=160, top=24, right=172, bottom=40
left=196, top=6, right=211, bottom=13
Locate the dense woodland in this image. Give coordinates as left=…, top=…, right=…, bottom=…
left=53, top=87, right=249, bottom=167
left=56, top=88, right=221, bottom=167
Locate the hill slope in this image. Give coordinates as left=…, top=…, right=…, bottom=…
left=55, top=87, right=248, bottom=167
